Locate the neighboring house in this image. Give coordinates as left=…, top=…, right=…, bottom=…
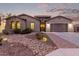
left=71, top=17, right=79, bottom=32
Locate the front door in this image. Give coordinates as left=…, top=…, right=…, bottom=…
left=40, top=22, right=46, bottom=31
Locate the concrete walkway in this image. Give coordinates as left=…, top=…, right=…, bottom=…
left=46, top=48, right=79, bottom=56
left=46, top=32, right=79, bottom=48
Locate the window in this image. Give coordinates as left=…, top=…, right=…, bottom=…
left=31, top=23, right=35, bottom=30
left=11, top=21, right=16, bottom=29
left=16, top=21, right=21, bottom=29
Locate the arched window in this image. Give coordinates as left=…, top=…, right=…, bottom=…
left=16, top=21, right=21, bottom=29
left=11, top=21, right=16, bottom=29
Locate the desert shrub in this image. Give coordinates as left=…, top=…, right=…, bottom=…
left=3, top=29, right=14, bottom=35
left=3, top=30, right=9, bottom=35
left=21, top=28, right=33, bottom=34
left=14, top=29, right=21, bottom=34
left=36, top=32, right=48, bottom=42
left=35, top=33, right=43, bottom=40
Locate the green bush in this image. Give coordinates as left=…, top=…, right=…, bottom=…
left=21, top=28, right=33, bottom=34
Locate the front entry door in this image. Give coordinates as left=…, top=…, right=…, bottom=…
left=40, top=22, right=46, bottom=31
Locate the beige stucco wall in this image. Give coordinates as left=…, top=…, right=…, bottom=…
left=5, top=17, right=26, bottom=31
left=19, top=15, right=40, bottom=32
left=47, top=17, right=71, bottom=24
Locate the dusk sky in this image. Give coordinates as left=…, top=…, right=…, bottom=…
left=0, top=3, right=79, bottom=16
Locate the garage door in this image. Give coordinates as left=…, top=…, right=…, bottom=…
left=51, top=23, right=68, bottom=32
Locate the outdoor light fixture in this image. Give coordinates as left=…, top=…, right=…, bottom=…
left=47, top=24, right=50, bottom=27
left=68, top=23, right=73, bottom=28
left=46, top=23, right=50, bottom=32
left=42, top=37, right=48, bottom=42
left=68, top=23, right=74, bottom=32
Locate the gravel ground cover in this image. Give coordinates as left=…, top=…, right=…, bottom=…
left=0, top=33, right=58, bottom=56
left=0, top=42, right=33, bottom=56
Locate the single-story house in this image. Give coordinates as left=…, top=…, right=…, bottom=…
left=3, top=14, right=79, bottom=33
left=4, top=14, right=40, bottom=33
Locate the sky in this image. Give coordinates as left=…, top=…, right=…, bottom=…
left=0, top=3, right=79, bottom=16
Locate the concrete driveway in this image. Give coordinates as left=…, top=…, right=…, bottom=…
left=53, top=32, right=79, bottom=47
left=45, top=32, right=79, bottom=56
left=45, top=32, right=79, bottom=48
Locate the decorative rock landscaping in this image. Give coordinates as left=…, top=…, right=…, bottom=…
left=0, top=33, right=58, bottom=56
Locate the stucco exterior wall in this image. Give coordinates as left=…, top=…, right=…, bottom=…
left=5, top=17, right=26, bottom=31
left=19, top=15, right=40, bottom=32
left=46, top=17, right=71, bottom=24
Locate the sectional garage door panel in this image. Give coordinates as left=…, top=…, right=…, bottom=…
left=51, top=23, right=68, bottom=32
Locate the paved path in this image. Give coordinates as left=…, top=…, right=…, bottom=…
left=46, top=48, right=79, bottom=56
left=53, top=32, right=79, bottom=47
left=45, top=32, right=79, bottom=48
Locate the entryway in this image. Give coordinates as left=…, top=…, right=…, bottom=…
left=40, top=22, right=46, bottom=32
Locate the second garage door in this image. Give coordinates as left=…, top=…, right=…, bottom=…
left=51, top=23, right=68, bottom=32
